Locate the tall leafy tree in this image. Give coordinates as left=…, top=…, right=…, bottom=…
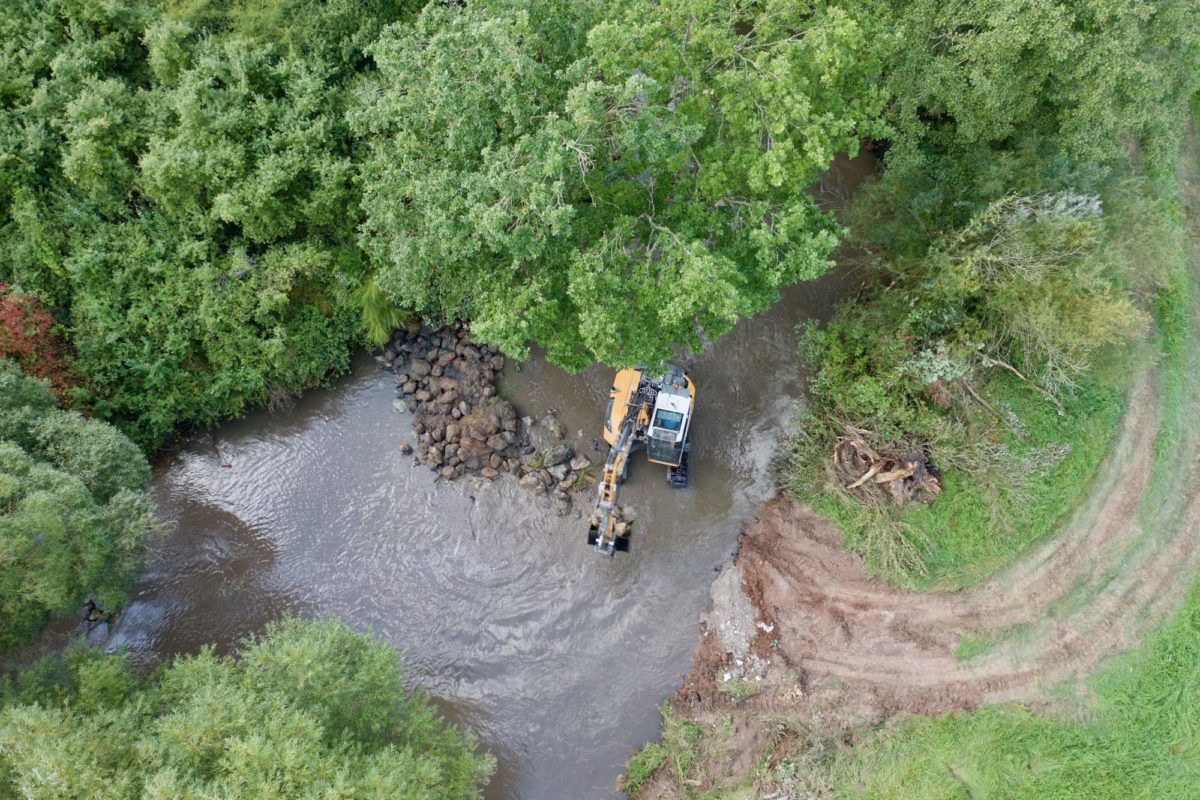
left=0, top=618, right=493, bottom=799
left=355, top=0, right=885, bottom=368
left=0, top=362, right=157, bottom=649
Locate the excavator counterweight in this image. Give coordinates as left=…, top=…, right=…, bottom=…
left=587, top=365, right=694, bottom=554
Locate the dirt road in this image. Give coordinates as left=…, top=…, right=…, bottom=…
left=648, top=277, right=1200, bottom=796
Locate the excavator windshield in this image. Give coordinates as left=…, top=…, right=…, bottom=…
left=653, top=409, right=684, bottom=431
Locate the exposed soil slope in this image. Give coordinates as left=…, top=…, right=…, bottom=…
left=649, top=322, right=1200, bottom=795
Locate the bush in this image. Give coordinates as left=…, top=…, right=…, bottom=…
left=0, top=361, right=157, bottom=650
left=0, top=618, right=494, bottom=799
left=787, top=183, right=1159, bottom=584
left=0, top=284, right=76, bottom=395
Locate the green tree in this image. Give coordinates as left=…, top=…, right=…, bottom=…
left=355, top=0, right=885, bottom=369
left=0, top=362, right=158, bottom=649
left=0, top=618, right=494, bottom=799
left=0, top=0, right=410, bottom=447
left=865, top=0, right=1200, bottom=240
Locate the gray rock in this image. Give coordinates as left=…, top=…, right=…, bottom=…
left=519, top=473, right=544, bottom=493
left=427, top=446, right=444, bottom=466
left=414, top=389, right=431, bottom=402
left=398, top=443, right=413, bottom=454
left=619, top=506, right=637, bottom=523
left=441, top=466, right=456, bottom=479
left=569, top=455, right=591, bottom=472
left=392, top=399, right=406, bottom=413
left=542, top=414, right=567, bottom=439
left=402, top=381, right=417, bottom=394
left=480, top=467, right=499, bottom=480
left=486, top=434, right=508, bottom=452
left=409, top=359, right=431, bottom=377
left=490, top=354, right=505, bottom=371
left=431, top=364, right=443, bottom=378
left=543, top=443, right=573, bottom=467
left=445, top=423, right=461, bottom=441
left=547, top=463, right=570, bottom=481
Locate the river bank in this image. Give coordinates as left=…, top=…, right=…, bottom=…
left=621, top=133, right=1200, bottom=800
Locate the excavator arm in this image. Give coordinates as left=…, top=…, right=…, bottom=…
left=586, top=365, right=694, bottom=555
left=587, top=415, right=636, bottom=554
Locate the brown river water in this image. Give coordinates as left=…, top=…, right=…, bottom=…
left=104, top=154, right=874, bottom=799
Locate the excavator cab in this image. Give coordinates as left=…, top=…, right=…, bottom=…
left=645, top=365, right=693, bottom=475
left=587, top=364, right=695, bottom=554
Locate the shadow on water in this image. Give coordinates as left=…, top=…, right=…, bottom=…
left=109, top=151, right=877, bottom=799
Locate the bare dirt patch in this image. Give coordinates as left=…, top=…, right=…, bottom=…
left=639, top=364, right=1200, bottom=796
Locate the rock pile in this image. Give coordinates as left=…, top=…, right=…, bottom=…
left=378, top=323, right=595, bottom=513
left=381, top=322, right=517, bottom=480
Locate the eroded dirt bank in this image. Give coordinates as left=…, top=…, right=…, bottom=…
left=648, top=357, right=1200, bottom=795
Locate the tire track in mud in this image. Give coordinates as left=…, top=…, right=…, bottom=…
left=688, top=357, right=1200, bottom=724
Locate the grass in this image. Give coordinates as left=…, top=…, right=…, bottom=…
left=821, top=576, right=1200, bottom=799
left=955, top=623, right=1036, bottom=662
left=716, top=677, right=763, bottom=703
left=622, top=707, right=738, bottom=799
left=770, top=122, right=1200, bottom=800
left=619, top=742, right=667, bottom=794
left=903, top=376, right=1122, bottom=589
left=805, top=371, right=1124, bottom=590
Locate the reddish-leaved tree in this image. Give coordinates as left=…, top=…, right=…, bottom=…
left=0, top=283, right=79, bottom=396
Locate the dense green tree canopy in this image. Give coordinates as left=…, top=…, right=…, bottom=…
left=0, top=362, right=157, bottom=650
left=0, top=0, right=1197, bottom=444
left=0, top=618, right=493, bottom=799
left=0, top=0, right=403, bottom=446
left=355, top=0, right=886, bottom=367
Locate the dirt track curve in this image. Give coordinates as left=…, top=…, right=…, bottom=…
left=637, top=140, right=1200, bottom=798
left=684, top=354, right=1200, bottom=731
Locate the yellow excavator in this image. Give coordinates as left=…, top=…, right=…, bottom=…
left=587, top=365, right=695, bottom=554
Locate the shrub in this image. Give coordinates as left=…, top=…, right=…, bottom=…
left=0, top=618, right=494, bottom=799
left=0, top=361, right=158, bottom=650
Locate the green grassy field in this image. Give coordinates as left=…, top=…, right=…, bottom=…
left=781, top=125, right=1200, bottom=800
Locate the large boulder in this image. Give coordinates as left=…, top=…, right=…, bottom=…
left=543, top=443, right=573, bottom=468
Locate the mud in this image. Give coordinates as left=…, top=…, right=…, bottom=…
left=650, top=358, right=1200, bottom=795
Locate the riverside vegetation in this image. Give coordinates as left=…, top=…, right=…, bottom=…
left=619, top=1, right=1200, bottom=797
left=2, top=0, right=1199, bottom=798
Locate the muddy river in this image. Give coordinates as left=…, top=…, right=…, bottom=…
left=106, top=155, right=873, bottom=799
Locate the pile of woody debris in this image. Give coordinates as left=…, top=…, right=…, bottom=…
left=833, top=426, right=941, bottom=506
